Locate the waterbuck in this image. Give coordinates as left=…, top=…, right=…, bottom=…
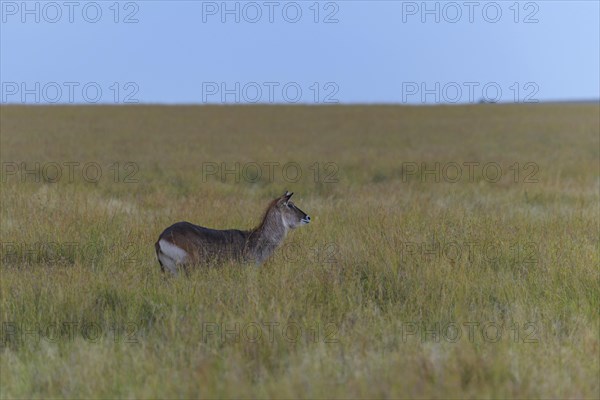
left=155, top=191, right=310, bottom=274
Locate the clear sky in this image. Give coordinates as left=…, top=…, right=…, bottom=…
left=1, top=0, right=599, bottom=104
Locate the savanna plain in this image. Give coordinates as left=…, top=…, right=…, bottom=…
left=0, top=104, right=598, bottom=398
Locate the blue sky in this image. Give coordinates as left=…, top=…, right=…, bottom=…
left=1, top=1, right=599, bottom=104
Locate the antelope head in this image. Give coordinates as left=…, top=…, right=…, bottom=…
left=277, top=191, right=310, bottom=229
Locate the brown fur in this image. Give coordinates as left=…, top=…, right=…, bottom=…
left=155, top=191, right=309, bottom=273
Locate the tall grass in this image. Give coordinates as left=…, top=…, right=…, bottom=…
left=1, top=104, right=598, bottom=398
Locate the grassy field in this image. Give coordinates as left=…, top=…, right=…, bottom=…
left=0, top=104, right=598, bottom=398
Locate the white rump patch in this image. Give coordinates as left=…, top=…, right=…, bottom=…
left=158, top=239, right=188, bottom=274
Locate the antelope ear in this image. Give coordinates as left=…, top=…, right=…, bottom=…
left=280, top=191, right=293, bottom=204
